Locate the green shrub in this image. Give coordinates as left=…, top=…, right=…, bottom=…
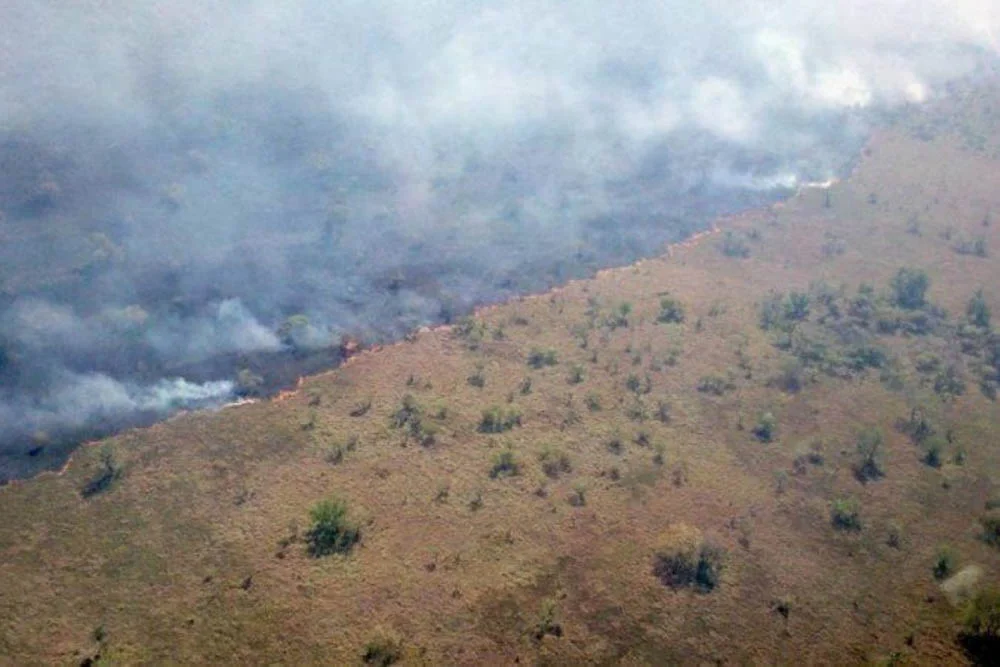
left=932, top=546, right=956, bottom=580
left=489, top=450, right=520, bottom=479
left=80, top=446, right=123, bottom=499
left=390, top=394, right=420, bottom=429
left=567, top=364, right=586, bottom=384
left=968, top=289, right=991, bottom=328
left=772, top=359, right=805, bottom=393
left=923, top=437, right=945, bottom=468
left=719, top=231, right=750, bottom=258
left=831, top=498, right=862, bottom=531
left=527, top=348, right=559, bottom=368
left=467, top=365, right=486, bottom=388
left=539, top=447, right=572, bottom=479
left=981, top=512, right=1000, bottom=547
left=568, top=483, right=587, bottom=507
left=305, top=498, right=361, bottom=557
left=961, top=588, right=1000, bottom=650
left=585, top=393, right=602, bottom=412
left=697, top=375, right=733, bottom=396
left=532, top=599, right=563, bottom=641
left=854, top=428, right=885, bottom=482
left=362, top=630, right=402, bottom=666
left=954, top=236, right=988, bottom=258
left=652, top=527, right=724, bottom=593
left=657, top=297, right=685, bottom=324
left=479, top=406, right=522, bottom=433
left=933, top=365, right=967, bottom=399
left=752, top=413, right=777, bottom=443
left=896, top=407, right=934, bottom=445
left=890, top=267, right=929, bottom=310
left=606, top=302, right=633, bottom=328
left=656, top=400, right=671, bottom=423
left=783, top=292, right=811, bottom=321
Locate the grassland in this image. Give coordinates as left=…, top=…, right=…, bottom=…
left=2, top=85, right=1000, bottom=665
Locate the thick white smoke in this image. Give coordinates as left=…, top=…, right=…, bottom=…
left=0, top=0, right=997, bottom=475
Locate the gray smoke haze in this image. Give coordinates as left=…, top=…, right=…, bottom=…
left=0, top=1, right=998, bottom=478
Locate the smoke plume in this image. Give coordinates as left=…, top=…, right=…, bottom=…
left=0, top=1, right=997, bottom=479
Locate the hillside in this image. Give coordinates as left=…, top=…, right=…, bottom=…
left=2, top=86, right=1000, bottom=665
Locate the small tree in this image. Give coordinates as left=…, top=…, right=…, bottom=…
left=657, top=297, right=685, bottom=324
left=932, top=545, right=956, bottom=580
left=891, top=268, right=929, bottom=310
left=831, top=498, right=862, bottom=531
left=652, top=524, right=725, bottom=593
left=961, top=588, right=1000, bottom=650
left=489, top=449, right=519, bottom=479
left=80, top=446, right=123, bottom=499
left=527, top=348, right=558, bottom=369
left=753, top=413, right=777, bottom=442
left=783, top=292, right=811, bottom=321
left=854, top=428, right=885, bottom=482
left=968, top=290, right=991, bottom=329
left=305, top=498, right=361, bottom=557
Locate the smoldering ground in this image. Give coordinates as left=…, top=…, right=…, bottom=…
left=0, top=1, right=997, bottom=480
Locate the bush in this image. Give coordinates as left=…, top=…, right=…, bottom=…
left=891, top=267, right=929, bottom=310
left=752, top=413, right=777, bottom=443
left=527, top=348, right=559, bottom=369
left=606, top=302, right=633, bottom=329
left=305, top=498, right=361, bottom=557
left=532, top=599, right=563, bottom=641
left=697, top=375, right=733, bottom=396
left=968, top=290, right=991, bottom=328
left=362, top=630, right=402, bottom=666
left=933, top=365, right=967, bottom=399
left=652, top=524, right=724, bottom=593
left=932, top=546, right=956, bottom=580
left=923, top=437, right=945, bottom=468
left=772, top=359, right=806, bottom=393
left=981, top=512, right=1000, bottom=547
left=657, top=297, right=685, bottom=324
left=467, top=365, right=486, bottom=388
left=854, top=428, right=885, bottom=482
left=954, top=237, right=988, bottom=258
left=479, top=406, right=522, bottom=433
left=80, top=447, right=123, bottom=499
left=784, top=292, right=811, bottom=321
left=539, top=447, right=572, bottom=479
left=719, top=231, right=750, bottom=258
left=489, top=450, right=520, bottom=479
left=961, top=588, right=1000, bottom=653
left=897, top=407, right=934, bottom=445
left=831, top=498, right=862, bottom=531
left=567, top=364, right=586, bottom=384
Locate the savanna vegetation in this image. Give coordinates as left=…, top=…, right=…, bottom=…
left=1, top=80, right=1000, bottom=665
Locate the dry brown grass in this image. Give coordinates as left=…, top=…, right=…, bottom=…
left=3, top=87, right=1000, bottom=665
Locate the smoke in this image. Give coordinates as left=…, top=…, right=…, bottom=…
left=0, top=1, right=997, bottom=477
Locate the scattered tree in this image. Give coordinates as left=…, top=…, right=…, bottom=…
left=968, top=290, right=991, bottom=329
left=305, top=498, right=361, bottom=557
left=657, top=296, right=685, bottom=324
left=489, top=449, right=520, bottom=479
left=854, top=428, right=885, bottom=482
left=527, top=348, right=559, bottom=369
left=891, top=268, right=929, bottom=310
left=831, top=498, right=862, bottom=531
left=80, top=446, right=123, bottom=499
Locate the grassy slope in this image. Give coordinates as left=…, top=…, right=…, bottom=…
left=2, top=87, right=1000, bottom=665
